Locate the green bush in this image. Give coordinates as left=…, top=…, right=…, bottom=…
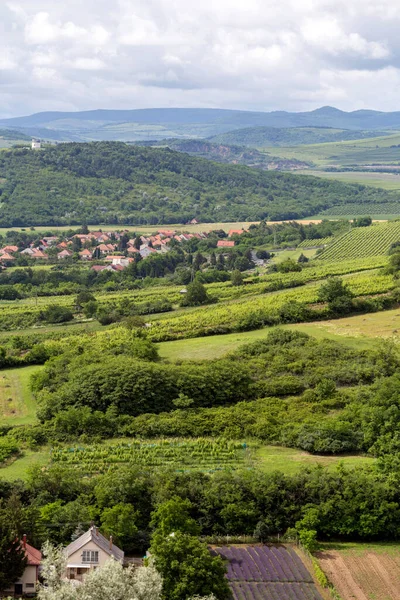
left=39, top=305, right=74, bottom=324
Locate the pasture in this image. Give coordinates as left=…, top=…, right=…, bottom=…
left=0, top=365, right=41, bottom=426
left=318, top=542, right=400, bottom=600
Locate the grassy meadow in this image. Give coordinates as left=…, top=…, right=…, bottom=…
left=157, top=322, right=378, bottom=361
left=297, top=169, right=400, bottom=191
left=0, top=365, right=42, bottom=426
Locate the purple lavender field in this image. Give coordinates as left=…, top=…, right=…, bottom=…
left=211, top=545, right=323, bottom=600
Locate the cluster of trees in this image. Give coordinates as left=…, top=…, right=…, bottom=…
left=2, top=456, right=400, bottom=559
left=229, top=219, right=348, bottom=250
left=3, top=328, right=400, bottom=460
left=0, top=142, right=394, bottom=226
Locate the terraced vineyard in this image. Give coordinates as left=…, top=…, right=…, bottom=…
left=298, top=237, right=333, bottom=248
left=50, top=438, right=252, bottom=474
left=212, top=545, right=323, bottom=600
left=317, top=222, right=400, bottom=261
left=147, top=271, right=394, bottom=341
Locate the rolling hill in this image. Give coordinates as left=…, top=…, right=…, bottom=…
left=0, top=141, right=396, bottom=227
left=209, top=127, right=390, bottom=147
left=3, top=106, right=400, bottom=142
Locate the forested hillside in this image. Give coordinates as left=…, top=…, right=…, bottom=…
left=0, top=142, right=395, bottom=226
left=0, top=129, right=30, bottom=141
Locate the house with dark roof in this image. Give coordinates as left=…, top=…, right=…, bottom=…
left=5, top=535, right=41, bottom=597
left=64, top=526, right=124, bottom=582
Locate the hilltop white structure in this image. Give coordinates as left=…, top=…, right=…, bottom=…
left=31, top=138, right=41, bottom=150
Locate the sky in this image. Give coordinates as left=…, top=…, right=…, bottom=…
left=1, top=0, right=400, bottom=118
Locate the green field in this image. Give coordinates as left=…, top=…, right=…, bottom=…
left=158, top=322, right=377, bottom=361
left=297, top=237, right=333, bottom=248
left=260, top=131, right=400, bottom=196
left=261, top=131, right=400, bottom=167
left=314, top=202, right=400, bottom=219
left=254, top=446, right=374, bottom=475
left=0, top=365, right=42, bottom=425
left=271, top=248, right=318, bottom=263
left=0, top=448, right=50, bottom=480
left=317, top=221, right=400, bottom=261
left=0, top=441, right=374, bottom=481
left=298, top=170, right=400, bottom=191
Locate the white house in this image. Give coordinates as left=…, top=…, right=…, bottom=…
left=31, top=139, right=41, bottom=150
left=64, top=526, right=124, bottom=582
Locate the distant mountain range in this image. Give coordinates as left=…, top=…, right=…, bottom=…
left=2, top=106, right=400, bottom=143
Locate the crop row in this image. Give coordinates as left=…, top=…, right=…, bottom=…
left=215, top=546, right=312, bottom=583
left=147, top=271, right=394, bottom=341
left=297, top=237, right=333, bottom=248
left=318, top=222, right=400, bottom=261
left=230, top=581, right=323, bottom=600
left=50, top=438, right=249, bottom=473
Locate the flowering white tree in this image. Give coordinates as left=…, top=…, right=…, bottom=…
left=37, top=543, right=162, bottom=600
left=37, top=542, right=77, bottom=600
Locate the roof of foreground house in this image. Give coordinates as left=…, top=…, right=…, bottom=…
left=65, top=526, right=124, bottom=562
left=24, top=542, right=42, bottom=566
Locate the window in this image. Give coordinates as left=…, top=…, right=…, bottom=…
left=82, top=550, right=99, bottom=563
left=25, top=584, right=35, bottom=589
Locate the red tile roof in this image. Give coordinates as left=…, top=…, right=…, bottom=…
left=217, top=240, right=235, bottom=247
left=22, top=541, right=41, bottom=566
left=228, top=229, right=245, bottom=237
left=0, top=253, right=16, bottom=260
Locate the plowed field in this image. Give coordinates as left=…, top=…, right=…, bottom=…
left=317, top=545, right=400, bottom=600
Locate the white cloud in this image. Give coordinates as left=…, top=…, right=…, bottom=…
left=301, top=17, right=389, bottom=58
left=0, top=47, right=17, bottom=70
left=0, top=0, right=399, bottom=117
left=71, top=57, right=106, bottom=70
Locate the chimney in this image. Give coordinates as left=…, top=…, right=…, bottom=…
left=109, top=535, right=113, bottom=550
left=22, top=534, right=27, bottom=549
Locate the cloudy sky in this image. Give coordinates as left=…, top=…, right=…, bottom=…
left=1, top=0, right=399, bottom=117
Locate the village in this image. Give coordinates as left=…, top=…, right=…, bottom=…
left=0, top=228, right=244, bottom=272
